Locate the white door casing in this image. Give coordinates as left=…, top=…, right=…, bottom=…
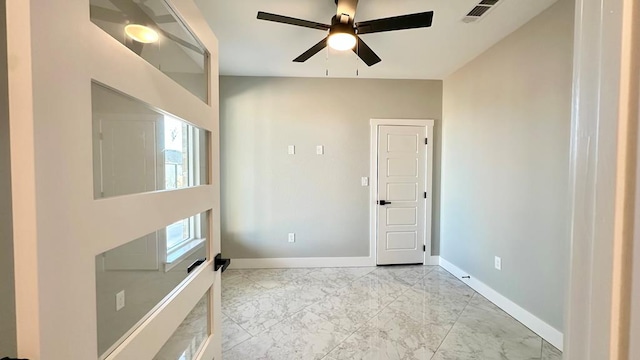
left=370, top=120, right=434, bottom=266
left=565, top=0, right=640, bottom=358
left=6, top=0, right=222, bottom=359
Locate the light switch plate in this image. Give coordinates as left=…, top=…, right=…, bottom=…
left=116, top=290, right=125, bottom=311
left=316, top=145, right=324, bottom=155
left=288, top=145, right=295, bottom=155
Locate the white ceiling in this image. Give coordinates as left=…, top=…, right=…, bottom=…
left=206, top=0, right=559, bottom=80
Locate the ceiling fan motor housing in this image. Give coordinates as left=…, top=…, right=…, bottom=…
left=330, top=15, right=356, bottom=36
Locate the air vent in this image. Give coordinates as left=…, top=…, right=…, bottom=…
left=462, top=0, right=501, bottom=23
left=467, top=5, right=491, bottom=17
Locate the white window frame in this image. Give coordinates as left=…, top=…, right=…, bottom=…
left=164, top=213, right=206, bottom=272
left=160, top=121, right=205, bottom=271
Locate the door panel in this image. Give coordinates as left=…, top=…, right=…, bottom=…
left=387, top=183, right=417, bottom=201
left=6, top=0, right=222, bottom=358
left=377, top=125, right=426, bottom=265
left=387, top=134, right=419, bottom=152
left=386, top=232, right=418, bottom=250
left=386, top=208, right=417, bottom=226
left=387, top=158, right=419, bottom=177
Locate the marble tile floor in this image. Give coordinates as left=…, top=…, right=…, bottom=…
left=222, top=266, right=562, bottom=360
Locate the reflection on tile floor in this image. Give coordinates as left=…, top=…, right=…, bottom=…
left=222, top=266, right=563, bottom=360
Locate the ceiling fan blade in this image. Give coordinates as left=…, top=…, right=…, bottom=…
left=356, top=11, right=434, bottom=35
left=257, top=12, right=330, bottom=31
left=293, top=37, right=328, bottom=62
left=353, top=37, right=381, bottom=66
left=336, top=0, right=359, bottom=19
left=90, top=5, right=126, bottom=23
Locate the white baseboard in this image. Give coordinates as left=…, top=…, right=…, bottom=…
left=426, top=255, right=441, bottom=266
left=228, top=256, right=376, bottom=269
left=439, top=257, right=564, bottom=351
left=228, top=255, right=442, bottom=269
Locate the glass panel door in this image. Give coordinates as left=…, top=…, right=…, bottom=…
left=5, top=0, right=222, bottom=358
left=154, top=291, right=210, bottom=360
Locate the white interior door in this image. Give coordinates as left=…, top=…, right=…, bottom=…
left=6, top=0, right=223, bottom=359
left=376, top=125, right=427, bottom=265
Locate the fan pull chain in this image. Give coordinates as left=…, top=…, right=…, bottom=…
left=356, top=38, right=359, bottom=77
left=325, top=44, right=330, bottom=77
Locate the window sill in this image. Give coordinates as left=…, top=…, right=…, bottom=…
left=164, top=238, right=205, bottom=272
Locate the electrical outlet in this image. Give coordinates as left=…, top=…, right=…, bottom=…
left=316, top=145, right=324, bottom=155
left=361, top=177, right=369, bottom=186
left=288, top=145, right=295, bottom=155
left=288, top=233, right=295, bottom=243
left=116, top=290, right=125, bottom=311
left=494, top=256, right=502, bottom=271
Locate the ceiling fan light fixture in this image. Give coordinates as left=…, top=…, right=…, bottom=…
left=125, top=24, right=159, bottom=44
left=328, top=32, right=356, bottom=51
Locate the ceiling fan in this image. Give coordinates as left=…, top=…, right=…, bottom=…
left=257, top=0, right=434, bottom=66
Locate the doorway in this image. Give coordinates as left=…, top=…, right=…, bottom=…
left=370, top=119, right=434, bottom=265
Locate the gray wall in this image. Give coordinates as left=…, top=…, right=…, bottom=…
left=440, top=0, right=574, bottom=332
left=220, top=77, right=443, bottom=258
left=0, top=0, right=17, bottom=356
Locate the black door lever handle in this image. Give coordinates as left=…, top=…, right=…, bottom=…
left=215, top=253, right=231, bottom=272
left=377, top=200, right=392, bottom=205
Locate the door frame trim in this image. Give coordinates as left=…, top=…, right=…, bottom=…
left=369, top=119, right=435, bottom=266
left=565, top=0, right=639, bottom=358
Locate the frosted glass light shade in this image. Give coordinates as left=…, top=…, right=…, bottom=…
left=328, top=33, right=356, bottom=51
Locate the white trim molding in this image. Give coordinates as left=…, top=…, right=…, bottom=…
left=425, top=256, right=441, bottom=266
left=439, top=257, right=564, bottom=351
left=566, top=0, right=640, bottom=358
left=228, top=256, right=376, bottom=270
left=228, top=255, right=442, bottom=269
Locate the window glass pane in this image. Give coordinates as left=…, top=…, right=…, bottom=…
left=166, top=220, right=188, bottom=250
left=89, top=0, right=209, bottom=102
left=153, top=291, right=209, bottom=360
left=92, top=82, right=209, bottom=199
left=95, top=212, right=209, bottom=358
